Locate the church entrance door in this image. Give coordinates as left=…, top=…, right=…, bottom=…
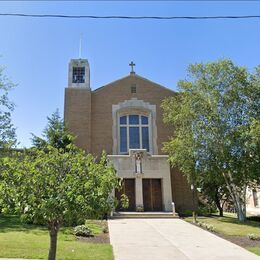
left=143, top=179, right=163, bottom=211
left=115, top=178, right=136, bottom=211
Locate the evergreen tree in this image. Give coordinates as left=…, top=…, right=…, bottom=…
left=0, top=65, right=16, bottom=148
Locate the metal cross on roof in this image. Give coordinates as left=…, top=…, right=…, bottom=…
left=129, top=61, right=136, bottom=74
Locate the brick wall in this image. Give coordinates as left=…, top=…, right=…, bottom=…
left=64, top=88, right=91, bottom=152
left=64, top=73, right=196, bottom=210
left=91, top=74, right=173, bottom=155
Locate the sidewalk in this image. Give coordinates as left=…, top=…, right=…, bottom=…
left=108, top=218, right=260, bottom=260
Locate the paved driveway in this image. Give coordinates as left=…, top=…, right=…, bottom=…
left=108, top=218, right=259, bottom=260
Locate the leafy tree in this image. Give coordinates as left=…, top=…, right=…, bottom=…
left=0, top=65, right=16, bottom=148
left=162, top=59, right=260, bottom=222
left=1, top=147, right=118, bottom=260
left=1, top=111, right=119, bottom=259
left=163, top=127, right=198, bottom=222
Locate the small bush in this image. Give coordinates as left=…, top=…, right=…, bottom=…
left=73, top=225, right=93, bottom=237
left=102, top=226, right=109, bottom=234
left=197, top=221, right=216, bottom=232
left=247, top=216, right=260, bottom=222
left=248, top=233, right=260, bottom=241
left=197, top=206, right=215, bottom=216
left=120, top=194, right=129, bottom=209
left=180, top=210, right=193, bottom=217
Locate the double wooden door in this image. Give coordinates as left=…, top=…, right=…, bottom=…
left=115, top=179, right=136, bottom=211
left=143, top=179, right=162, bottom=211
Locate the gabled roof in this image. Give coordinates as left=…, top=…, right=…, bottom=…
left=93, top=73, right=176, bottom=93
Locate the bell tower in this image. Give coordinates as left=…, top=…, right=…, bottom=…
left=64, top=58, right=92, bottom=152
left=68, top=59, right=90, bottom=89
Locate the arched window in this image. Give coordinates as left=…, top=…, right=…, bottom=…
left=119, top=114, right=150, bottom=153
left=112, top=99, right=157, bottom=155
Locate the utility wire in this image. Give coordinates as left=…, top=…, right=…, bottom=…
left=0, top=13, right=260, bottom=20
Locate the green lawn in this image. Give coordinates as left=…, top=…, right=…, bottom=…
left=0, top=214, right=113, bottom=260
left=185, top=213, right=260, bottom=256
left=85, top=219, right=106, bottom=235
left=248, top=247, right=260, bottom=255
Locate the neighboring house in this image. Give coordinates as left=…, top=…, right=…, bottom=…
left=64, top=58, right=195, bottom=212
left=246, top=187, right=260, bottom=216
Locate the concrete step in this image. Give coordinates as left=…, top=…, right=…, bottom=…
left=112, top=211, right=179, bottom=219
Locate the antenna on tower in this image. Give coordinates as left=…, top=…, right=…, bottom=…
left=79, top=33, right=83, bottom=59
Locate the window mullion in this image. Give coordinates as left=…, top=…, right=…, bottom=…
left=127, top=116, right=129, bottom=153
left=139, top=116, right=142, bottom=149
left=119, top=115, right=121, bottom=154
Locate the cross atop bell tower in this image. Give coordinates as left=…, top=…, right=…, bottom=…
left=129, top=61, right=136, bottom=75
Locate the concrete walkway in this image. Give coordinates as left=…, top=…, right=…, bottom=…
left=108, top=218, right=260, bottom=260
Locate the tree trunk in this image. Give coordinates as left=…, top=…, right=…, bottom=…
left=48, top=220, right=59, bottom=260
left=229, top=181, right=246, bottom=222
left=192, top=211, right=197, bottom=223
left=214, top=188, right=223, bottom=217
left=220, top=200, right=227, bottom=217
left=222, top=172, right=246, bottom=222
left=236, top=201, right=246, bottom=222
left=242, top=185, right=247, bottom=218
left=219, top=207, right=223, bottom=217
left=191, top=182, right=197, bottom=223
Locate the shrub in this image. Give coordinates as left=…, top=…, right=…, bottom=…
left=248, top=233, right=260, bottom=241
left=102, top=226, right=109, bottom=234
left=73, top=225, right=93, bottom=237
left=197, top=221, right=216, bottom=232
left=197, top=204, right=216, bottom=216
left=180, top=210, right=193, bottom=217
left=247, top=216, right=260, bottom=222
left=179, top=206, right=216, bottom=218
left=120, top=194, right=129, bottom=209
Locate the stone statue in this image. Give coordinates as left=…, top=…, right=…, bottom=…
left=135, top=152, right=143, bottom=174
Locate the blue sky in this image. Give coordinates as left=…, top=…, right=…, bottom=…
left=0, top=1, right=260, bottom=147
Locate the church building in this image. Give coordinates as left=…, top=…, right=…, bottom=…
left=64, top=58, right=195, bottom=212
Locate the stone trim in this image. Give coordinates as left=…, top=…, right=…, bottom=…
left=112, top=98, right=158, bottom=155
left=108, top=150, right=172, bottom=211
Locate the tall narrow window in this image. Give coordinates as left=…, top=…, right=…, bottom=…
left=119, top=115, right=150, bottom=153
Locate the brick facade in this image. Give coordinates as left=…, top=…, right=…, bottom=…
left=64, top=70, right=196, bottom=212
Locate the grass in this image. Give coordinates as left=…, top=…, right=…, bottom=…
left=186, top=213, right=260, bottom=236
left=0, top=214, right=113, bottom=260
left=184, top=213, right=260, bottom=256
left=85, top=219, right=106, bottom=235
left=248, top=247, right=260, bottom=255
